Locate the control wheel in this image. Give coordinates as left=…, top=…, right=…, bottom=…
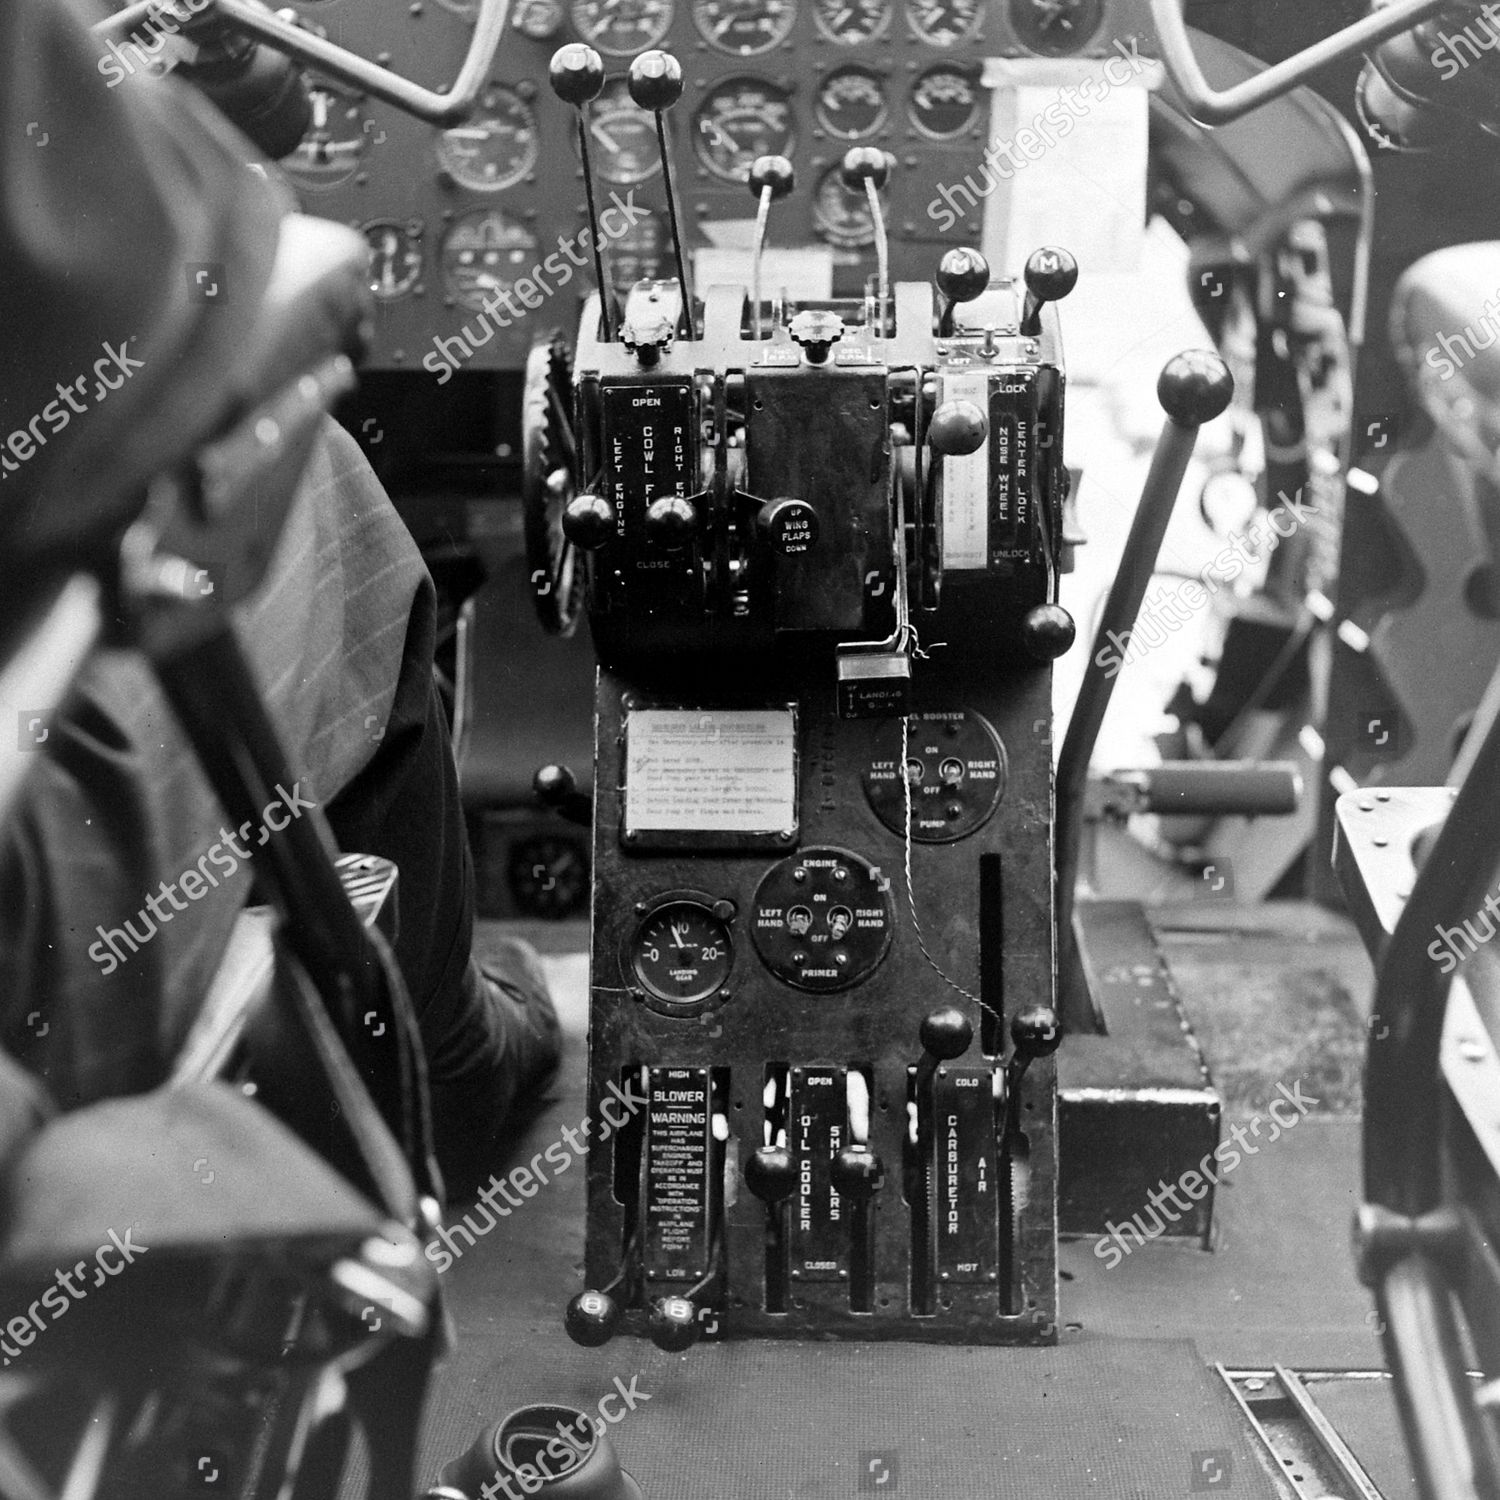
left=521, top=330, right=586, bottom=636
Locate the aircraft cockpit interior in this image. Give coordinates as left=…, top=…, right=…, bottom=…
left=6, top=0, right=1500, bottom=1495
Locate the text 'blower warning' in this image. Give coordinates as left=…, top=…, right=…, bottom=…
left=625, top=708, right=797, bottom=833
left=644, top=1066, right=713, bottom=1282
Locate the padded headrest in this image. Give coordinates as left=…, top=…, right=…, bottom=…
left=1391, top=242, right=1500, bottom=474
left=0, top=0, right=289, bottom=578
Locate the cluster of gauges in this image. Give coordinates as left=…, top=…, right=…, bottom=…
left=565, top=0, right=990, bottom=55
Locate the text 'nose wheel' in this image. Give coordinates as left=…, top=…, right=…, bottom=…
left=522, top=330, right=586, bottom=636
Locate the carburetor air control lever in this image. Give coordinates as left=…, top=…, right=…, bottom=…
left=1020, top=246, right=1079, bottom=337
left=936, top=247, right=990, bottom=338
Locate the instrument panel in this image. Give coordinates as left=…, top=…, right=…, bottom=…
left=274, top=0, right=1157, bottom=371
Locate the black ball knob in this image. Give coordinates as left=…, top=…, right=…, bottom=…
left=745, top=1145, right=797, bottom=1203
left=748, top=155, right=795, bottom=200
left=644, top=494, right=698, bottom=548
left=533, top=763, right=578, bottom=802
left=1011, top=1004, right=1061, bottom=1060
left=628, top=50, right=683, bottom=111
left=1157, top=350, right=1234, bottom=428
left=928, top=399, right=988, bottom=458
left=562, top=492, right=616, bottom=549
left=919, top=1006, right=973, bottom=1061
left=840, top=146, right=890, bottom=191
left=1022, top=602, right=1076, bottom=661
left=549, top=44, right=605, bottom=106
left=936, top=247, right=990, bottom=305
left=647, top=1295, right=699, bottom=1352
left=1024, top=246, right=1079, bottom=305
left=564, top=1288, right=621, bottom=1347
left=757, top=497, right=819, bottom=555
left=830, top=1145, right=883, bottom=1197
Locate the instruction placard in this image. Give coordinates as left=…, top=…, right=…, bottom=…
left=625, top=708, right=797, bottom=834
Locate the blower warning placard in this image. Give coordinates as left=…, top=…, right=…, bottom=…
left=625, top=708, right=797, bottom=835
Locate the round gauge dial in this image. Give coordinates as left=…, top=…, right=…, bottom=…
left=280, top=85, right=368, bottom=193
left=585, top=80, right=661, bottom=184
left=909, top=64, right=980, bottom=140
left=631, top=899, right=734, bottom=1005
left=440, top=209, right=537, bottom=313
left=816, top=67, right=887, bottom=139
left=692, top=0, right=797, bottom=53
left=905, top=0, right=980, bottom=46
left=570, top=0, right=674, bottom=55
left=512, top=0, right=567, bottom=36
left=813, top=0, right=891, bottom=43
left=438, top=90, right=539, bottom=192
left=362, top=221, right=423, bottom=301
left=609, top=208, right=667, bottom=293
left=1008, top=0, right=1105, bottom=55
left=508, top=834, right=589, bottom=918
left=692, top=79, right=795, bottom=183
left=811, top=161, right=882, bottom=247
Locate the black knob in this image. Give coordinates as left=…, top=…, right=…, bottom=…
left=1011, top=1004, right=1061, bottom=1061
left=1022, top=602, right=1075, bottom=661
left=789, top=308, right=844, bottom=364
left=647, top=1295, right=699, bottom=1352
left=1024, top=246, right=1079, bottom=305
left=562, top=492, right=616, bottom=549
left=840, top=146, right=891, bottom=191
left=757, top=497, right=819, bottom=555
left=919, top=1006, right=973, bottom=1061
left=748, top=155, right=795, bottom=200
left=549, top=43, right=605, bottom=105
left=745, top=1145, right=797, bottom=1203
left=564, top=1288, right=622, bottom=1347
left=1157, top=350, right=1234, bottom=428
left=1019, top=246, right=1078, bottom=336
left=936, top=247, right=990, bottom=306
left=620, top=312, right=675, bottom=367
left=928, top=399, right=987, bottom=457
left=628, top=50, right=683, bottom=111
left=534, top=763, right=578, bottom=803
left=830, top=1145, right=883, bottom=1197
left=644, top=495, right=697, bottom=548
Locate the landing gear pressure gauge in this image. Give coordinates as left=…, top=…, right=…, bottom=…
left=629, top=893, right=736, bottom=1014
left=863, top=709, right=1006, bottom=842
left=751, top=847, right=894, bottom=992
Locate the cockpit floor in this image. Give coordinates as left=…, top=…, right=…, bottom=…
left=356, top=917, right=1410, bottom=1498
